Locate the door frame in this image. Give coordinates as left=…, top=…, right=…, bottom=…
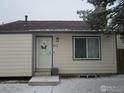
left=35, top=36, right=53, bottom=72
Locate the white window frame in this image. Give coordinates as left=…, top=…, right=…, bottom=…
left=73, top=36, right=101, bottom=60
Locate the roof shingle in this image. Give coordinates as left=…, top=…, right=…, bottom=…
left=0, top=21, right=90, bottom=31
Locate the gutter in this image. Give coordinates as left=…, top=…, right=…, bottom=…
left=0, top=29, right=118, bottom=34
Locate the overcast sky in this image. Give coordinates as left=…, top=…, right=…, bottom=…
left=0, top=0, right=94, bottom=24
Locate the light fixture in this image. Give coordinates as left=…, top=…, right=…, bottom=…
left=56, top=37, right=59, bottom=42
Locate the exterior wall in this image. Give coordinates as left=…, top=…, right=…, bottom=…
left=0, top=34, right=32, bottom=77
left=0, top=33, right=117, bottom=76
left=35, top=33, right=117, bottom=74
left=117, top=34, right=124, bottom=49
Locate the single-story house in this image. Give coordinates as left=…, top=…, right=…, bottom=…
left=0, top=17, right=122, bottom=77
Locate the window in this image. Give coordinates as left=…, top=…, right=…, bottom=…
left=73, top=36, right=100, bottom=59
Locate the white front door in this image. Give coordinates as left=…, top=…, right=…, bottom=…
left=36, top=37, right=52, bottom=69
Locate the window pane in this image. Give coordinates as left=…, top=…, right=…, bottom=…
left=88, top=38, right=99, bottom=58
left=75, top=38, right=86, bottom=58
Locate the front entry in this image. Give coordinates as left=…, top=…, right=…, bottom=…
left=36, top=37, right=52, bottom=71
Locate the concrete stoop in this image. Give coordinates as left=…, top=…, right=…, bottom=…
left=28, top=76, right=59, bottom=86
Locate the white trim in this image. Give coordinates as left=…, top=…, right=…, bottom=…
left=86, top=37, right=88, bottom=58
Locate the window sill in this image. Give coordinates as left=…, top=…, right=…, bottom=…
left=73, top=58, right=101, bottom=61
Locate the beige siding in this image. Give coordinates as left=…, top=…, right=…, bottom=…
left=0, top=34, right=32, bottom=76
left=0, top=33, right=116, bottom=75
left=36, top=33, right=117, bottom=74
left=117, top=35, right=124, bottom=49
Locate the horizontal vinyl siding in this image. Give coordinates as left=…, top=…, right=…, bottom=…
left=0, top=34, right=32, bottom=77
left=54, top=34, right=116, bottom=73
left=35, top=33, right=117, bottom=74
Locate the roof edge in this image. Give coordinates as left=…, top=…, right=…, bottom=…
left=0, top=29, right=118, bottom=34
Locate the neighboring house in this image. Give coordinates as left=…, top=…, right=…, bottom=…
left=117, top=34, right=124, bottom=49
left=0, top=18, right=120, bottom=77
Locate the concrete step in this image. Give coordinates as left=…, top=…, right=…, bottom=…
left=28, top=76, right=59, bottom=86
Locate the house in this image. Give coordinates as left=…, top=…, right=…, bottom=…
left=0, top=17, right=120, bottom=77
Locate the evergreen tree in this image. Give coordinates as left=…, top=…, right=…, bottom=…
left=77, top=0, right=124, bottom=32
left=110, top=0, right=124, bottom=32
